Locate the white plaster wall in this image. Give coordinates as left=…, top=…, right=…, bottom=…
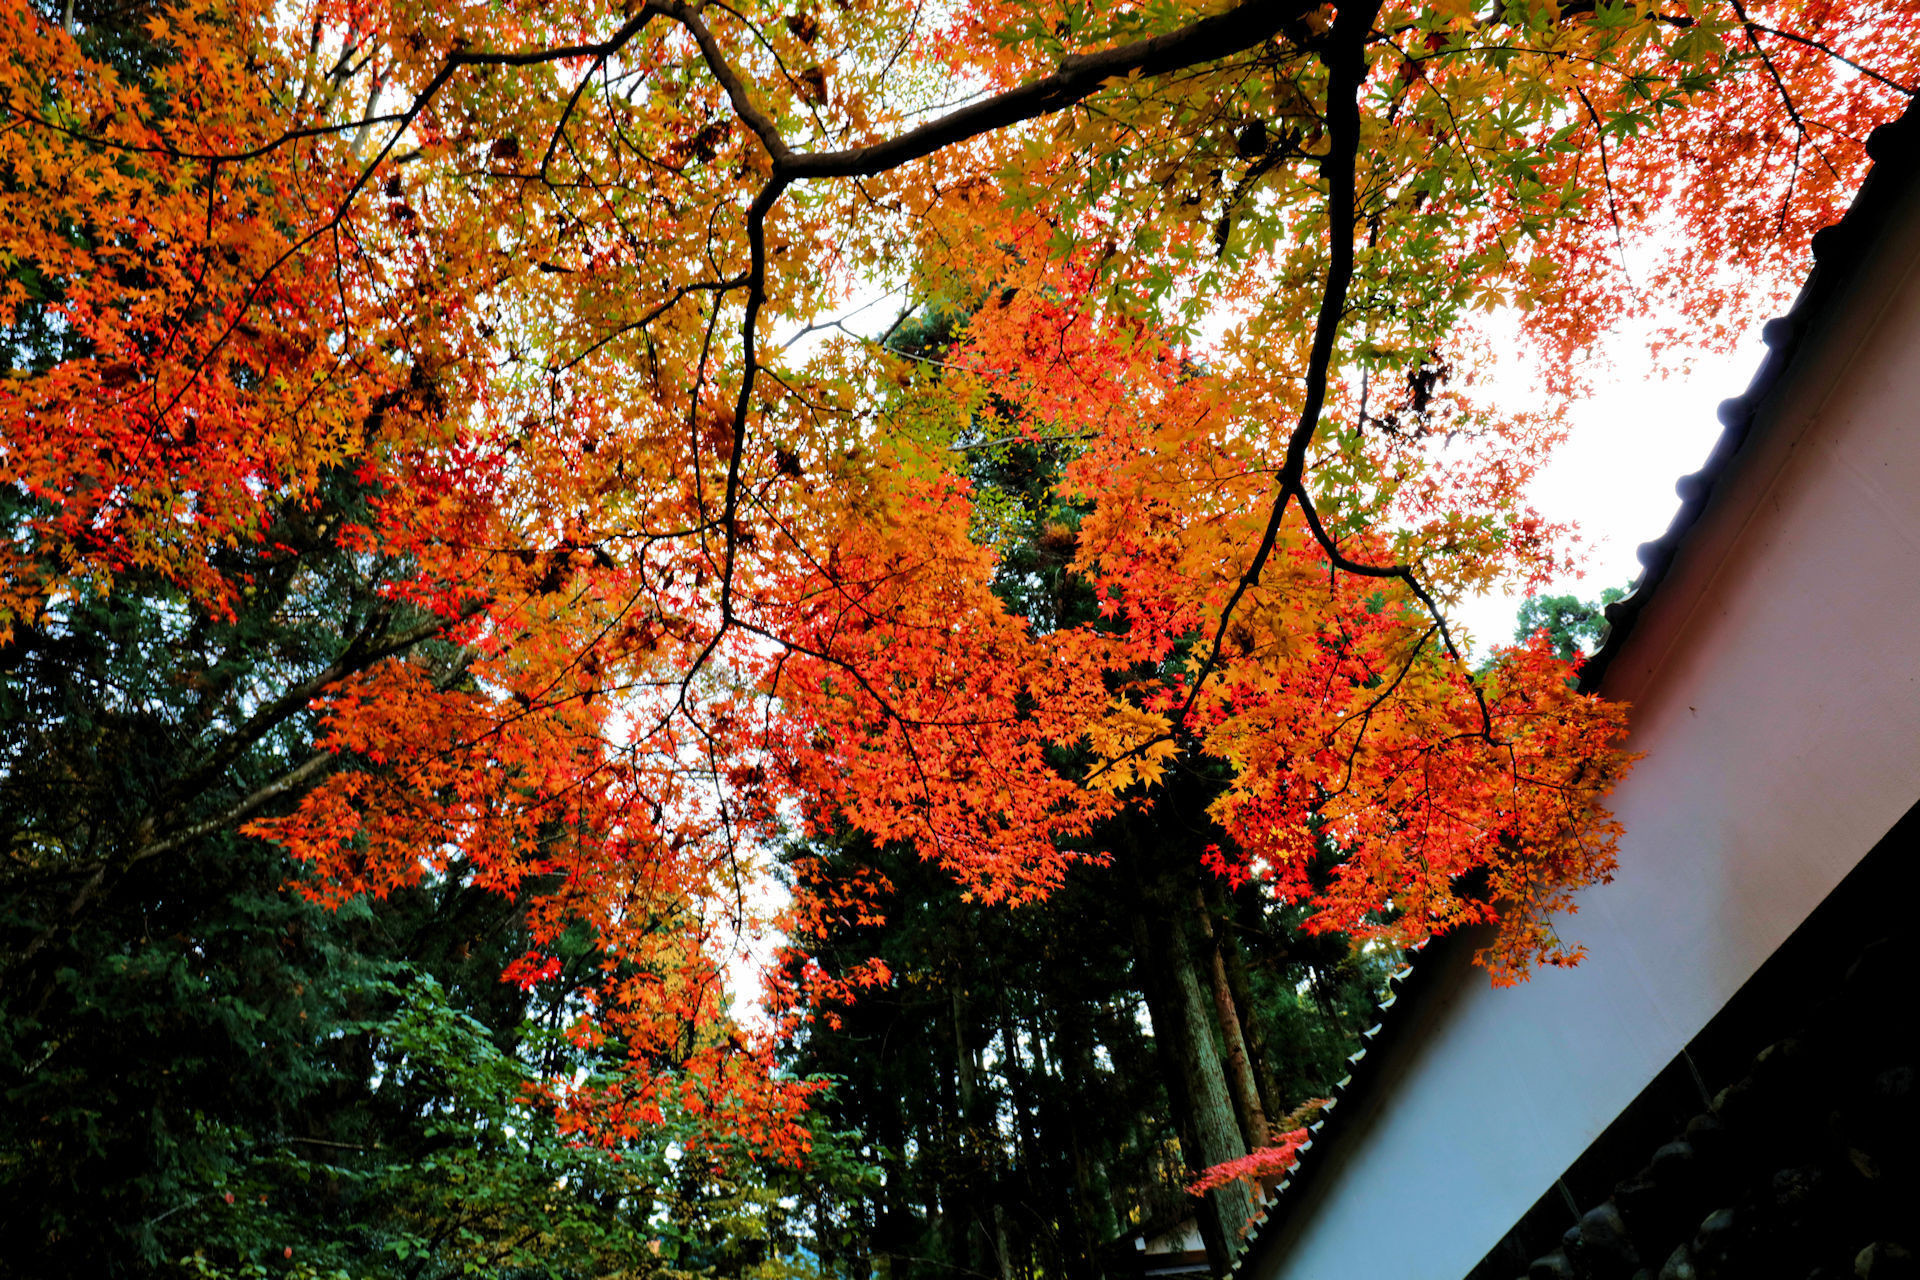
left=1259, top=181, right=1920, bottom=1280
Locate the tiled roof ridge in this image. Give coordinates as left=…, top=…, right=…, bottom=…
left=1234, top=95, right=1920, bottom=1278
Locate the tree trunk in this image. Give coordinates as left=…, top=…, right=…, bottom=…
left=943, top=989, right=977, bottom=1276
left=1219, top=896, right=1286, bottom=1126
left=869, top=1069, right=913, bottom=1275
left=1131, top=902, right=1253, bottom=1272
left=1167, top=911, right=1256, bottom=1261
left=997, top=995, right=1039, bottom=1280
left=1194, top=887, right=1269, bottom=1147
left=954, top=987, right=979, bottom=1124
left=998, top=992, right=1039, bottom=1177
left=1062, top=1009, right=1118, bottom=1275
left=992, top=1200, right=1018, bottom=1280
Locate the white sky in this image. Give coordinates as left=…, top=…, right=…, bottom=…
left=1453, top=327, right=1767, bottom=653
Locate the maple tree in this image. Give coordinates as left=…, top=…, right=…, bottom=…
left=4, top=0, right=1916, bottom=1242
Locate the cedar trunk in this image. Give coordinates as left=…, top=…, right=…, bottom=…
left=1132, top=901, right=1254, bottom=1271
left=1194, top=888, right=1270, bottom=1147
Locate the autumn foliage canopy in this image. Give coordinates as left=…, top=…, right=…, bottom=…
left=3, top=0, right=1914, bottom=1168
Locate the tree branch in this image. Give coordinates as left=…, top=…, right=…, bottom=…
left=1290, top=480, right=1494, bottom=738
left=1727, top=0, right=1842, bottom=180
left=657, top=0, right=795, bottom=165
left=1741, top=21, right=1918, bottom=95
left=783, top=0, right=1322, bottom=180
left=1175, top=0, right=1381, bottom=726
left=158, top=606, right=473, bottom=821
left=133, top=752, right=337, bottom=868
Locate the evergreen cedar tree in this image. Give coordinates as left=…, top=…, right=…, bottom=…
left=2, top=0, right=1915, bottom=1236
